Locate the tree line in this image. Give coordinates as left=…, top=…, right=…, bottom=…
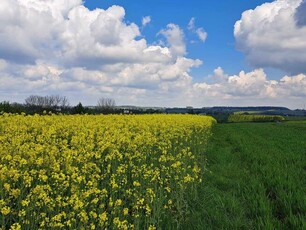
left=0, top=95, right=118, bottom=115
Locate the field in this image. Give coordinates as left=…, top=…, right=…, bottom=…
left=184, top=121, right=306, bottom=229
left=0, top=114, right=215, bottom=229
left=228, top=114, right=285, bottom=122
left=1, top=115, right=305, bottom=229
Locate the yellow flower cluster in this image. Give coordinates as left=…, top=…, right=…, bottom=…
left=0, top=114, right=215, bottom=229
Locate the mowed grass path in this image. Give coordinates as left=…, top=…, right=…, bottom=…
left=184, top=121, right=306, bottom=229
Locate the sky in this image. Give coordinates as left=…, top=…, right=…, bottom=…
left=0, top=0, right=305, bottom=109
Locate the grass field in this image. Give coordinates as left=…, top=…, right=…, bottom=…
left=284, top=116, right=306, bottom=121
left=184, top=121, right=306, bottom=229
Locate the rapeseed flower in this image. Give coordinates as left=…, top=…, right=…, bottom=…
left=0, top=114, right=215, bottom=229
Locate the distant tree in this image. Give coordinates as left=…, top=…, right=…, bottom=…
left=25, top=95, right=69, bottom=109
left=0, top=101, right=25, bottom=114
left=73, top=102, right=85, bottom=114
left=0, top=101, right=12, bottom=113
left=10, top=103, right=24, bottom=113
left=25, top=95, right=40, bottom=107
left=97, top=97, right=116, bottom=113
left=59, top=96, right=69, bottom=108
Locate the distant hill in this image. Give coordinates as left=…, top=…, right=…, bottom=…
left=165, top=106, right=306, bottom=118
left=210, top=106, right=290, bottom=111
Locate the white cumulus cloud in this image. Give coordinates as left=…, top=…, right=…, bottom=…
left=159, top=24, right=186, bottom=57
left=193, top=68, right=306, bottom=108
left=234, top=0, right=306, bottom=74
left=0, top=0, right=203, bottom=106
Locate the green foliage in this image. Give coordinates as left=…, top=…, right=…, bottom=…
left=284, top=116, right=306, bottom=121
left=0, top=101, right=11, bottom=112
left=72, top=102, right=86, bottom=114
left=0, top=101, right=23, bottom=113
left=209, top=113, right=230, bottom=123
left=228, top=114, right=285, bottom=123
left=184, top=122, right=306, bottom=229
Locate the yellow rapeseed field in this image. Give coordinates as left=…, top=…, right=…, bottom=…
left=0, top=114, right=216, bottom=229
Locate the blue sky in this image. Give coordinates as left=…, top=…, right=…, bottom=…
left=0, top=0, right=305, bottom=108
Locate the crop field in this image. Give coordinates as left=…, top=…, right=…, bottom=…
left=1, top=114, right=305, bottom=230
left=228, top=114, right=285, bottom=122
left=184, top=121, right=306, bottom=229
left=0, top=114, right=216, bottom=229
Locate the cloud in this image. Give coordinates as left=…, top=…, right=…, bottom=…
left=1, top=61, right=305, bottom=108
left=187, top=17, right=207, bottom=43
left=194, top=69, right=269, bottom=98
left=0, top=59, right=7, bottom=71
left=142, top=16, right=151, bottom=26
left=279, top=74, right=306, bottom=97
left=0, top=0, right=147, bottom=67
left=0, top=0, right=204, bottom=106
left=193, top=68, right=306, bottom=108
left=0, top=55, right=202, bottom=106
left=188, top=17, right=195, bottom=30
left=234, top=0, right=306, bottom=74
left=159, top=24, right=186, bottom=57
left=196, top=28, right=207, bottom=42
